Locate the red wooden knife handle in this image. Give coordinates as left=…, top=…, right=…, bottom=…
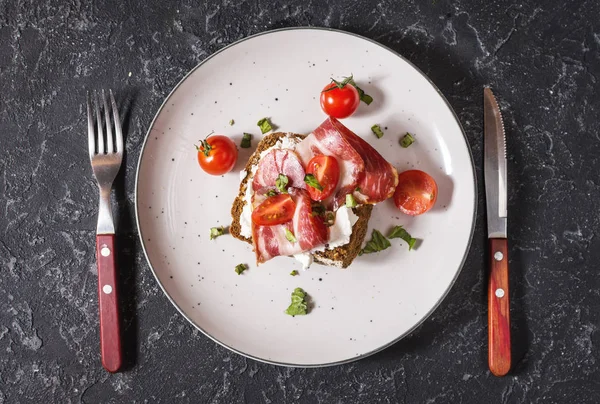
left=488, top=238, right=511, bottom=376
left=96, top=234, right=122, bottom=373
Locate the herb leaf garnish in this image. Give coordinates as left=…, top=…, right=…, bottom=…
left=276, top=174, right=289, bottom=193
left=241, top=133, right=252, bottom=148
left=400, top=133, right=415, bottom=148
left=304, top=174, right=323, bottom=191
left=371, top=124, right=384, bottom=139
left=388, top=226, right=417, bottom=250
left=285, top=287, right=309, bottom=316
left=359, top=229, right=391, bottom=255
left=210, top=226, right=225, bottom=240
left=257, top=117, right=273, bottom=134
left=235, top=263, right=247, bottom=275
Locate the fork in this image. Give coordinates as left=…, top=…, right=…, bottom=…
left=87, top=90, right=123, bottom=373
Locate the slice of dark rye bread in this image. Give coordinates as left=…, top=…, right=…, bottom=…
left=230, top=132, right=373, bottom=269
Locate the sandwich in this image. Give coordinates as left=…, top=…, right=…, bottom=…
left=230, top=117, right=398, bottom=269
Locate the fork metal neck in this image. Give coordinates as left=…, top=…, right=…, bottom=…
left=97, top=187, right=115, bottom=234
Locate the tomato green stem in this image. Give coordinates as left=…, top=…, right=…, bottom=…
left=197, top=131, right=215, bottom=157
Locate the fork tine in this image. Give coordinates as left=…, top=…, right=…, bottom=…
left=109, top=90, right=124, bottom=154
left=93, top=90, right=105, bottom=154
left=102, top=90, right=114, bottom=153
left=87, top=92, right=96, bottom=157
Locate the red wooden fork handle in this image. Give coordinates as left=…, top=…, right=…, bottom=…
left=488, top=238, right=511, bottom=376
left=96, top=234, right=122, bottom=373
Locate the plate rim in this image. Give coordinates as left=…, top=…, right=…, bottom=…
left=134, top=26, right=477, bottom=368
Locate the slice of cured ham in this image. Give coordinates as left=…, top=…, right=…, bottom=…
left=252, top=187, right=328, bottom=263
left=252, top=149, right=306, bottom=192
left=289, top=187, right=328, bottom=251
left=295, top=117, right=398, bottom=209
left=252, top=221, right=300, bottom=263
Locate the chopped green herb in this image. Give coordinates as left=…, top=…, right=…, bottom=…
left=388, top=226, right=417, bottom=250
left=371, top=124, right=384, bottom=139
left=241, top=133, right=252, bottom=148
left=345, top=194, right=357, bottom=208
left=400, top=133, right=415, bottom=148
left=257, top=117, right=273, bottom=134
left=266, top=189, right=278, bottom=197
left=359, top=229, right=391, bottom=255
left=235, top=263, right=247, bottom=275
left=285, top=229, right=297, bottom=243
left=276, top=174, right=289, bottom=193
left=304, top=174, right=323, bottom=191
left=210, top=226, right=225, bottom=240
left=229, top=119, right=234, bottom=126
left=290, top=270, right=299, bottom=276
left=355, top=187, right=362, bottom=193
left=357, top=89, right=373, bottom=105
left=285, top=287, right=309, bottom=316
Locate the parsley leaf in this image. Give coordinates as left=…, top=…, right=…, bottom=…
left=265, top=189, right=278, bottom=197
left=229, top=119, right=234, bottom=126
left=359, top=229, right=391, bottom=255
left=285, top=287, right=309, bottom=316
left=388, top=226, right=417, bottom=250
left=290, top=270, right=299, bottom=276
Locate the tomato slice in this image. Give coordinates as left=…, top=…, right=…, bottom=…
left=305, top=155, right=340, bottom=201
left=393, top=170, right=438, bottom=215
left=251, top=194, right=296, bottom=226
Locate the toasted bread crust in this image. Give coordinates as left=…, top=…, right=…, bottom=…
left=229, top=132, right=372, bottom=268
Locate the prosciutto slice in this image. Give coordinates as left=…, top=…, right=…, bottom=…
left=252, top=149, right=306, bottom=192
left=252, top=188, right=328, bottom=263
left=295, top=117, right=398, bottom=208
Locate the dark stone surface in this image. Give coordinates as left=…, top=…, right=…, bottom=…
left=1, top=0, right=599, bottom=402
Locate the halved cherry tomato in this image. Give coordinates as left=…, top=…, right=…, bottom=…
left=305, top=155, right=340, bottom=201
left=393, top=170, right=438, bottom=215
left=251, top=194, right=296, bottom=226
left=320, top=82, right=360, bottom=119
left=196, top=135, right=238, bottom=176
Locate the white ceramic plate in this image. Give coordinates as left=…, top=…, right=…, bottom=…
left=136, top=28, right=475, bottom=367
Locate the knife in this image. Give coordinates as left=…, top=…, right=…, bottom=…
left=484, top=87, right=511, bottom=377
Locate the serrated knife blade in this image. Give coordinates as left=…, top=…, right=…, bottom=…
left=484, top=87, right=507, bottom=238
left=483, top=87, right=511, bottom=377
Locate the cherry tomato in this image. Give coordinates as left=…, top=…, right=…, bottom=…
left=252, top=194, right=296, bottom=226
left=305, top=155, right=340, bottom=201
left=320, top=82, right=360, bottom=119
left=393, top=170, right=438, bottom=215
left=196, top=135, right=238, bottom=175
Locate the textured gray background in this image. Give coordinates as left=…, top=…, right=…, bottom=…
left=1, top=0, right=599, bottom=403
